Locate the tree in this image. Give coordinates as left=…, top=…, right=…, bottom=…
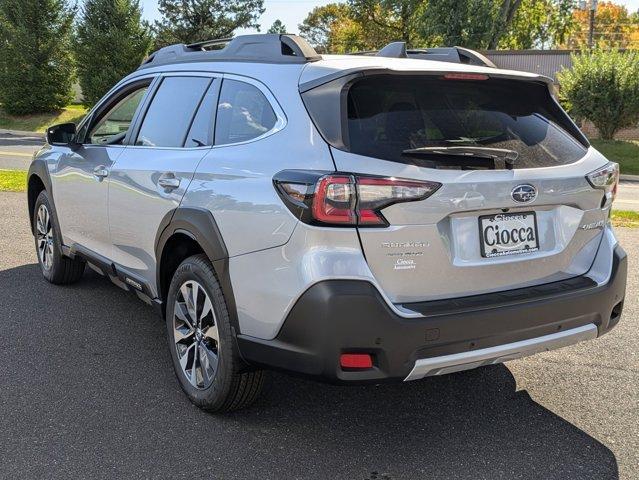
left=299, top=2, right=416, bottom=53
left=154, top=0, right=265, bottom=48
left=420, top=0, right=526, bottom=49
left=0, top=0, right=75, bottom=115
left=487, top=0, right=524, bottom=48
left=567, top=1, right=639, bottom=49
left=267, top=19, right=287, bottom=34
left=558, top=49, right=639, bottom=140
left=421, top=0, right=500, bottom=49
left=500, top=0, right=576, bottom=49
left=299, top=3, right=357, bottom=53
left=74, top=0, right=153, bottom=106
left=348, top=0, right=426, bottom=47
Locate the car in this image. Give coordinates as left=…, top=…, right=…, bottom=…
left=27, top=34, right=627, bottom=412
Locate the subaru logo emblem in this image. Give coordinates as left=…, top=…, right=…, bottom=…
left=511, top=184, right=537, bottom=203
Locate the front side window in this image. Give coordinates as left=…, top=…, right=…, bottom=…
left=215, top=79, right=277, bottom=146
left=88, top=87, right=148, bottom=145
left=136, top=76, right=211, bottom=148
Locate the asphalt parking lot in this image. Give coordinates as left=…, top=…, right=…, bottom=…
left=0, top=190, right=637, bottom=480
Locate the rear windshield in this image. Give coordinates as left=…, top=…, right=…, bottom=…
left=345, top=75, right=587, bottom=169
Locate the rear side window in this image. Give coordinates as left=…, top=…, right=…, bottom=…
left=215, top=79, right=277, bottom=146
left=136, top=76, right=211, bottom=147
left=346, top=75, right=587, bottom=169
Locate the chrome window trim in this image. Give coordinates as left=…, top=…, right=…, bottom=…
left=94, top=71, right=286, bottom=150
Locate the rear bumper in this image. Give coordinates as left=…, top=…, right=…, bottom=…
left=237, top=244, right=627, bottom=383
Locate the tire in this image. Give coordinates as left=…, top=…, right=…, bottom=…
left=166, top=254, right=265, bottom=413
left=33, top=190, right=85, bottom=285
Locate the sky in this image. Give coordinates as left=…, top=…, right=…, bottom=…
left=141, top=0, right=639, bottom=35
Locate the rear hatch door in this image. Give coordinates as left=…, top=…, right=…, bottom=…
left=304, top=72, right=610, bottom=303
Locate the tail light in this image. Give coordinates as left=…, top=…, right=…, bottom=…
left=587, top=162, right=619, bottom=208
left=274, top=171, right=441, bottom=227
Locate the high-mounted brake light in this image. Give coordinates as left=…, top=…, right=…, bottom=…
left=586, top=162, right=619, bottom=208
left=442, top=73, right=489, bottom=81
left=274, top=171, right=441, bottom=227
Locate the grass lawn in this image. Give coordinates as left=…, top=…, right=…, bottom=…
left=590, top=139, right=639, bottom=176
left=0, top=105, right=87, bottom=133
left=611, top=210, right=639, bottom=228
left=0, top=169, right=27, bottom=192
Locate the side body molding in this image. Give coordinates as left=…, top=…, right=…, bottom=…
left=155, top=207, right=240, bottom=333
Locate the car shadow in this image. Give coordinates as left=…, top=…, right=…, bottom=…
left=0, top=263, right=619, bottom=480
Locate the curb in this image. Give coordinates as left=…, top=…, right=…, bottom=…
left=620, top=174, right=639, bottom=183
left=0, top=128, right=44, bottom=138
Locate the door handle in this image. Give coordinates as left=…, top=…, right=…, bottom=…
left=158, top=173, right=181, bottom=190
left=93, top=166, right=109, bottom=181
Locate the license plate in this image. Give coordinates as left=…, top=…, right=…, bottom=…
left=479, top=212, right=539, bottom=258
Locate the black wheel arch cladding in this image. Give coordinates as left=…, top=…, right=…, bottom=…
left=27, top=158, right=54, bottom=235
left=155, top=207, right=241, bottom=334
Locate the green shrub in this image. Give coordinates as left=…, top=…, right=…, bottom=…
left=558, top=49, right=639, bottom=140
left=0, top=0, right=75, bottom=115
left=74, top=0, right=153, bottom=106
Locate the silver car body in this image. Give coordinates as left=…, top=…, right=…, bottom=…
left=31, top=40, right=624, bottom=380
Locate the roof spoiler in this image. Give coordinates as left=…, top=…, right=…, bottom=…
left=139, top=34, right=322, bottom=70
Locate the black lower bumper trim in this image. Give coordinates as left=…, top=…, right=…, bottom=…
left=237, top=245, right=627, bottom=383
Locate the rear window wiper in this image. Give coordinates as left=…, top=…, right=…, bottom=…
left=402, top=146, right=519, bottom=166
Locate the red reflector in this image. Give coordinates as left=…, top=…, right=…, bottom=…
left=443, top=73, right=489, bottom=81
left=340, top=353, right=373, bottom=369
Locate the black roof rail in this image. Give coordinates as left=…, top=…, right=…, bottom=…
left=138, top=34, right=321, bottom=70
left=353, top=41, right=496, bottom=68
left=186, top=37, right=234, bottom=50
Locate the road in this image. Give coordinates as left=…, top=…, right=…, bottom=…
left=616, top=181, right=639, bottom=212
left=0, top=190, right=637, bottom=479
left=0, top=131, right=42, bottom=170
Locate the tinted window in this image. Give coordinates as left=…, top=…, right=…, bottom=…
left=185, top=80, right=220, bottom=148
left=346, top=75, right=587, bottom=169
left=215, top=79, right=277, bottom=146
left=88, top=87, right=148, bottom=145
left=136, top=77, right=210, bottom=148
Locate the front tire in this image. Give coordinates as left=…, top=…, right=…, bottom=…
left=33, top=190, right=85, bottom=284
left=166, top=254, right=265, bottom=413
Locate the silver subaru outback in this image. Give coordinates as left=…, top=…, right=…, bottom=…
left=27, top=34, right=627, bottom=412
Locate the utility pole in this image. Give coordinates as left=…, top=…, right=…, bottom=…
left=588, top=0, right=598, bottom=50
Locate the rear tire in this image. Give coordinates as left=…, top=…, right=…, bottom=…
left=33, top=190, right=85, bottom=285
left=166, top=254, right=265, bottom=413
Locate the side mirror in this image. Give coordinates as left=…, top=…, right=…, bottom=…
left=46, top=123, right=77, bottom=145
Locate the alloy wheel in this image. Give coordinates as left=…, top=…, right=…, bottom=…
left=36, top=204, right=54, bottom=271
left=173, top=280, right=220, bottom=389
